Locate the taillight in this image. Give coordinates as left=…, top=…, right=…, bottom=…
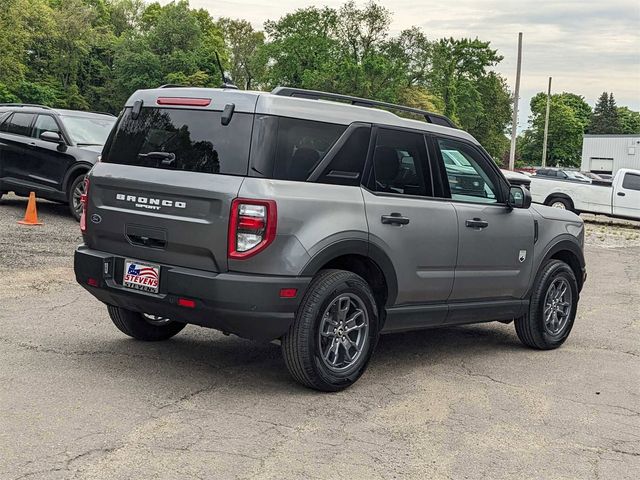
left=80, top=177, right=89, bottom=233
left=228, top=198, right=277, bottom=259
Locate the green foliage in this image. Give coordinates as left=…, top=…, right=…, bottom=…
left=618, top=107, right=640, bottom=134
left=589, top=91, right=622, bottom=134
left=520, top=92, right=592, bottom=167
left=0, top=83, right=20, bottom=103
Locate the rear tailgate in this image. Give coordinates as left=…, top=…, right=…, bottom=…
left=85, top=163, right=243, bottom=272
left=83, top=89, right=259, bottom=273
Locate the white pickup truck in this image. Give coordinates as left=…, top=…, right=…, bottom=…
left=529, top=168, right=640, bottom=221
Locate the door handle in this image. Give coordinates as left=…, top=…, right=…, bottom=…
left=465, top=218, right=489, bottom=229
left=617, top=192, right=626, bottom=197
left=381, top=213, right=410, bottom=226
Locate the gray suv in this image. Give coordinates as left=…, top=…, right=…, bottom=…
left=74, top=87, right=586, bottom=391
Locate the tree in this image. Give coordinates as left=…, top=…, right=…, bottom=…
left=519, top=92, right=591, bottom=167
left=263, top=7, right=340, bottom=91
left=217, top=18, right=266, bottom=90
left=426, top=38, right=503, bottom=120
left=589, top=91, right=621, bottom=134
left=618, top=107, right=640, bottom=134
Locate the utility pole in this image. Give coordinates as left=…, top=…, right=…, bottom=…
left=508, top=32, right=523, bottom=171
left=541, top=76, right=552, bottom=167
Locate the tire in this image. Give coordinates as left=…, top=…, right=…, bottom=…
left=107, top=305, right=186, bottom=341
left=281, top=269, right=380, bottom=392
left=547, top=196, right=573, bottom=211
left=67, top=173, right=87, bottom=221
left=515, top=259, right=578, bottom=349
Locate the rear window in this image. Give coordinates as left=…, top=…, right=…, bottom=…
left=272, top=118, right=346, bottom=181
left=102, top=108, right=253, bottom=175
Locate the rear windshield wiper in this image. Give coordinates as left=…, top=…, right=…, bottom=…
left=138, top=152, right=176, bottom=167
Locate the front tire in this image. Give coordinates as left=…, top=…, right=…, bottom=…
left=107, top=305, right=186, bottom=341
left=281, top=270, right=379, bottom=392
left=515, top=259, right=578, bottom=349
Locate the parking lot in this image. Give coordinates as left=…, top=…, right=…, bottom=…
left=0, top=193, right=638, bottom=480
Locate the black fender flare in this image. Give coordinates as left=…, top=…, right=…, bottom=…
left=300, top=238, right=398, bottom=306
left=527, top=236, right=586, bottom=298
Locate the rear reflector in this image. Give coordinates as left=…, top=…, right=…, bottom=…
left=178, top=298, right=196, bottom=308
left=87, top=277, right=99, bottom=287
left=156, top=97, right=211, bottom=107
left=279, top=288, right=298, bottom=298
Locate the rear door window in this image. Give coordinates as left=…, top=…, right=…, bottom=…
left=369, top=128, right=432, bottom=197
left=102, top=108, right=253, bottom=175
left=3, top=113, right=35, bottom=137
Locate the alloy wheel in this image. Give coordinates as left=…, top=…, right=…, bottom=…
left=543, top=277, right=572, bottom=336
left=318, top=293, right=369, bottom=372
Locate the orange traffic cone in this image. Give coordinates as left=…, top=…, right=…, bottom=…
left=18, top=192, right=43, bottom=226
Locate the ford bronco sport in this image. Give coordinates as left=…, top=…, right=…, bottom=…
left=74, top=87, right=586, bottom=391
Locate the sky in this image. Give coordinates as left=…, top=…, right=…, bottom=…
left=161, top=0, right=640, bottom=129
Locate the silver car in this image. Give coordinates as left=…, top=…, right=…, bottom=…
left=74, top=87, right=586, bottom=391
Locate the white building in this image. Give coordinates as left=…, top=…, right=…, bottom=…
left=581, top=134, right=640, bottom=174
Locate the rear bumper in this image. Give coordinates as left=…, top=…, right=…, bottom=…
left=74, top=245, right=311, bottom=341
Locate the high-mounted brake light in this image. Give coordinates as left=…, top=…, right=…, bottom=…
left=80, top=177, right=89, bottom=234
left=156, top=97, right=211, bottom=107
left=228, top=198, right=277, bottom=259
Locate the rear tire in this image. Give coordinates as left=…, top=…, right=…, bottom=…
left=68, top=174, right=87, bottom=221
left=515, top=259, right=578, bottom=349
left=281, top=269, right=379, bottom=392
left=546, top=196, right=573, bottom=211
left=107, top=305, right=185, bottom=341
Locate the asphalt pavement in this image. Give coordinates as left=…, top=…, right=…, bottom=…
left=0, top=193, right=638, bottom=479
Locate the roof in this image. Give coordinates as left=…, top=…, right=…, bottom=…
left=0, top=104, right=115, bottom=118
left=126, top=87, right=480, bottom=145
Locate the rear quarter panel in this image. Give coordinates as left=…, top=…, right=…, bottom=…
left=231, top=179, right=368, bottom=276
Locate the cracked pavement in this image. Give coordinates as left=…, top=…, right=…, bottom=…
left=0, top=194, right=639, bottom=479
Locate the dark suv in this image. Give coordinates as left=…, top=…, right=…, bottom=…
left=0, top=104, right=116, bottom=220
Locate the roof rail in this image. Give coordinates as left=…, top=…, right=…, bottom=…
left=158, top=84, right=187, bottom=89
left=0, top=103, right=53, bottom=110
left=271, top=87, right=456, bottom=129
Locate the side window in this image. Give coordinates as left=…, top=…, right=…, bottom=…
left=370, top=128, right=432, bottom=196
left=437, top=137, right=499, bottom=204
left=272, top=118, right=346, bottom=181
left=4, top=113, right=35, bottom=137
left=0, top=113, right=11, bottom=132
left=622, top=173, right=640, bottom=191
left=316, top=125, right=371, bottom=186
left=33, top=115, right=61, bottom=139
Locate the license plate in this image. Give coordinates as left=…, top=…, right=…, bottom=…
left=123, top=259, right=160, bottom=293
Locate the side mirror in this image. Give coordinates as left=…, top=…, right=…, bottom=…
left=508, top=185, right=532, bottom=209
left=40, top=131, right=64, bottom=144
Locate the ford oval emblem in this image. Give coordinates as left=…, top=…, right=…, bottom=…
left=90, top=214, right=102, bottom=224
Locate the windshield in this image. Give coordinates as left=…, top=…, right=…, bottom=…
left=61, top=115, right=116, bottom=145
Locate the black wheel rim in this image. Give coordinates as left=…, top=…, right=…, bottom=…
left=318, top=293, right=369, bottom=372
